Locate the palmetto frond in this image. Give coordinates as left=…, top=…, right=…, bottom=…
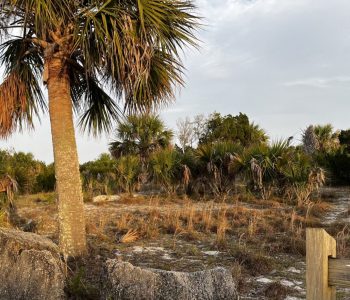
left=68, top=64, right=122, bottom=135
left=0, top=38, right=45, bottom=137
left=0, top=0, right=199, bottom=136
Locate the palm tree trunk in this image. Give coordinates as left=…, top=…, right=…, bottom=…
left=46, top=57, right=87, bottom=257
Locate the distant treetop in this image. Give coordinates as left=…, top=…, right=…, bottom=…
left=198, top=112, right=268, bottom=147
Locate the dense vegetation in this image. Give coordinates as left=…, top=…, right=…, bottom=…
left=0, top=150, right=55, bottom=194
left=1, top=113, right=349, bottom=205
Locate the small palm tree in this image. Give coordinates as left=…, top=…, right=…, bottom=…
left=115, top=155, right=141, bottom=194
left=313, top=124, right=340, bottom=152
left=281, top=152, right=325, bottom=205
left=109, top=115, right=173, bottom=168
left=195, top=142, right=242, bottom=195
left=303, top=124, right=339, bottom=154
left=0, top=0, right=198, bottom=256
left=234, top=140, right=290, bottom=199
left=148, top=147, right=181, bottom=194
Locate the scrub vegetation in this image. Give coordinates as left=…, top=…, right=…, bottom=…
left=1, top=113, right=350, bottom=299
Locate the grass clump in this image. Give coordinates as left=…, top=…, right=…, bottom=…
left=263, top=282, right=291, bottom=300
left=231, top=246, right=273, bottom=276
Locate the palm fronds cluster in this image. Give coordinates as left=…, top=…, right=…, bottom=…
left=0, top=0, right=199, bottom=137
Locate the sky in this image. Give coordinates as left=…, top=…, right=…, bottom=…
left=1, top=0, right=350, bottom=163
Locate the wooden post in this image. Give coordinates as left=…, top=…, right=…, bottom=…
left=306, top=228, right=336, bottom=300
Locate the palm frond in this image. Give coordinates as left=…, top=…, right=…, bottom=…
left=76, top=0, right=199, bottom=113
left=0, top=38, right=45, bottom=137
left=76, top=76, right=122, bottom=136
left=0, top=0, right=75, bottom=39
left=0, top=0, right=199, bottom=136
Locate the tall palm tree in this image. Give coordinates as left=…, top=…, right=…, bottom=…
left=0, top=0, right=198, bottom=257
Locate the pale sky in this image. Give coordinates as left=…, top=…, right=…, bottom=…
left=1, top=0, right=350, bottom=163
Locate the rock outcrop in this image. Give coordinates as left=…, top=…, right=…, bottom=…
left=103, top=260, right=238, bottom=300
left=0, top=228, right=65, bottom=300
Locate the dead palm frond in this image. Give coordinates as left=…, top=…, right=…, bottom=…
left=119, top=229, right=139, bottom=244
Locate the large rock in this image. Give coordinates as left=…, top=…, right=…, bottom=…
left=0, top=228, right=65, bottom=300
left=103, top=260, right=238, bottom=300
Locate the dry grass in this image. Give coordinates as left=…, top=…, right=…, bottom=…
left=230, top=261, right=248, bottom=293
left=184, top=203, right=195, bottom=232
left=164, top=209, right=182, bottom=234
left=0, top=210, right=10, bottom=228
left=297, top=200, right=332, bottom=218
left=85, top=214, right=110, bottom=241
left=15, top=192, right=343, bottom=266
left=230, top=246, right=273, bottom=276
left=201, top=202, right=213, bottom=233
left=79, top=195, right=327, bottom=260
left=120, top=229, right=139, bottom=243
left=247, top=211, right=258, bottom=237
left=336, top=225, right=350, bottom=258
left=216, top=206, right=229, bottom=248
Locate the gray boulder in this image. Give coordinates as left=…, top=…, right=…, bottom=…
left=0, top=227, right=65, bottom=300
left=103, top=260, right=238, bottom=300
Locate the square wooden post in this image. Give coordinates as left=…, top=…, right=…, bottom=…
left=306, top=228, right=336, bottom=300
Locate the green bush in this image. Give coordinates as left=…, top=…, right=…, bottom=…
left=149, top=148, right=182, bottom=194
left=115, top=155, right=141, bottom=194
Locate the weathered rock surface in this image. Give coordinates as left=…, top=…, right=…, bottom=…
left=93, top=195, right=121, bottom=203
left=0, top=227, right=65, bottom=300
left=103, top=260, right=238, bottom=300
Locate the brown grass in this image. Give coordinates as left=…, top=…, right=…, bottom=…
left=216, top=206, right=229, bottom=248
left=231, top=246, right=273, bottom=276
left=336, top=225, right=350, bottom=258
left=120, top=229, right=139, bottom=243
left=201, top=202, right=214, bottom=233
left=15, top=192, right=343, bottom=265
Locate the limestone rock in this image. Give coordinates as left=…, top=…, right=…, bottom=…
left=0, top=227, right=65, bottom=300
left=103, top=260, right=238, bottom=300
left=92, top=195, right=121, bottom=203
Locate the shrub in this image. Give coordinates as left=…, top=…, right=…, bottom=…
left=149, top=148, right=182, bottom=194
left=115, top=155, right=141, bottom=194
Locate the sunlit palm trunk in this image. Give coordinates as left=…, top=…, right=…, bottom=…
left=47, top=57, right=87, bottom=257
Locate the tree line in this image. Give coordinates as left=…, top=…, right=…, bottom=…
left=2, top=113, right=350, bottom=204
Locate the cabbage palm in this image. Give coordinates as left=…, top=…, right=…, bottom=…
left=195, top=142, right=242, bottom=195
left=149, top=147, right=181, bottom=194
left=109, top=114, right=173, bottom=166
left=0, top=0, right=198, bottom=256
left=234, top=140, right=290, bottom=199
left=313, top=124, right=339, bottom=152
left=115, top=155, right=141, bottom=194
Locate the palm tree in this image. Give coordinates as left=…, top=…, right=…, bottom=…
left=109, top=114, right=173, bottom=165
left=302, top=124, right=340, bottom=154
left=0, top=0, right=198, bottom=257
left=313, top=124, right=339, bottom=152
left=148, top=147, right=181, bottom=194
left=115, top=154, right=141, bottom=194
